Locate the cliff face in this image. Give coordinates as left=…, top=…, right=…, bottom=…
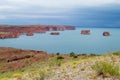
left=0, top=47, right=48, bottom=70
left=0, top=25, right=75, bottom=39
left=0, top=32, right=21, bottom=39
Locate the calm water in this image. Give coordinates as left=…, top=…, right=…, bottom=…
left=0, top=28, right=120, bottom=54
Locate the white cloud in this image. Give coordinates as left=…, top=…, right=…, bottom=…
left=10, top=14, right=68, bottom=19
left=6, top=0, right=120, bottom=8
left=0, top=5, right=18, bottom=10
left=0, top=15, right=7, bottom=19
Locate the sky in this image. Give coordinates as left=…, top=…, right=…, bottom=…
left=0, top=0, right=120, bottom=27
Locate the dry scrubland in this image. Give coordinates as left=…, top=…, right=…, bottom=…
left=0, top=47, right=120, bottom=80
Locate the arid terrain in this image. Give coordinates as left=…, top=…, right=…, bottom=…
left=0, top=47, right=120, bottom=80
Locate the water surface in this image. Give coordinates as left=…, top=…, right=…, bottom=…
left=0, top=28, right=120, bottom=54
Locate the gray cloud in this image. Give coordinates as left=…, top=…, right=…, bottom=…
left=0, top=0, right=120, bottom=27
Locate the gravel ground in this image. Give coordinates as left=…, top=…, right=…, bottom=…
left=45, top=55, right=120, bottom=80
left=11, top=55, right=120, bottom=80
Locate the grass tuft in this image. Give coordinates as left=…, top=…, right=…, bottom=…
left=92, top=61, right=120, bottom=78
left=112, top=52, right=120, bottom=56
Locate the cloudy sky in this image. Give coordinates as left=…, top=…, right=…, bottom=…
left=0, top=0, right=120, bottom=27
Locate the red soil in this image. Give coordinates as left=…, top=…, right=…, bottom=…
left=0, top=47, right=49, bottom=70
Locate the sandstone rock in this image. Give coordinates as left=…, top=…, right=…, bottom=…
left=81, top=30, right=90, bottom=35
left=50, top=32, right=60, bottom=35
left=103, top=32, right=110, bottom=36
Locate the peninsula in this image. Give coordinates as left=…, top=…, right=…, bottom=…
left=0, top=25, right=75, bottom=39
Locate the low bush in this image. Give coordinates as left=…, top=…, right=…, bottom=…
left=57, top=56, right=64, bottom=60
left=92, top=61, right=120, bottom=78
left=81, top=68, right=85, bottom=71
left=73, top=55, right=78, bottom=58
left=69, top=52, right=75, bottom=57
left=48, top=57, right=63, bottom=67
left=0, top=70, right=5, bottom=74
left=38, top=70, right=46, bottom=80
left=56, top=52, right=60, bottom=55
left=69, top=52, right=78, bottom=58
left=112, top=52, right=120, bottom=56
left=89, top=54, right=97, bottom=56
left=81, top=54, right=87, bottom=56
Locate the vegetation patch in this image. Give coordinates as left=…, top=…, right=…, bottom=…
left=112, top=52, right=120, bottom=56
left=69, top=52, right=78, bottom=58
left=57, top=56, right=64, bottom=60
left=89, top=53, right=97, bottom=56
left=92, top=61, right=120, bottom=78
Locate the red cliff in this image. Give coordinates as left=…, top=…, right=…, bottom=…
left=0, top=25, right=75, bottom=39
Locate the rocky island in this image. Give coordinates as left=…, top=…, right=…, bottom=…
left=50, top=32, right=60, bottom=35
left=81, top=30, right=90, bottom=35
left=103, top=31, right=110, bottom=36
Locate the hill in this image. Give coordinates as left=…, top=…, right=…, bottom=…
left=0, top=47, right=120, bottom=80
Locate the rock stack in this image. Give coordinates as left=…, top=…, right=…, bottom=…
left=81, top=30, right=90, bottom=35
left=50, top=32, right=60, bottom=35
left=103, top=32, right=110, bottom=36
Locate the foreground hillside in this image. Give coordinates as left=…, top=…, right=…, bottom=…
left=0, top=47, right=120, bottom=80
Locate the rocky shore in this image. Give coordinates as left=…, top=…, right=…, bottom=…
left=0, top=47, right=120, bottom=80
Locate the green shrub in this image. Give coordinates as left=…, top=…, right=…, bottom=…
left=56, top=52, right=60, bottom=55
left=81, top=54, right=87, bottom=56
left=69, top=52, right=78, bottom=58
left=48, top=57, right=63, bottom=67
left=33, top=70, right=46, bottom=80
left=0, top=63, right=4, bottom=66
left=57, top=60, right=62, bottom=66
left=73, top=55, right=78, bottom=58
left=0, top=70, right=5, bottom=74
left=112, top=52, right=120, bottom=56
left=39, top=70, right=46, bottom=80
left=69, top=52, right=75, bottom=57
left=92, top=61, right=120, bottom=78
left=81, top=68, right=85, bottom=71
left=78, top=54, right=87, bottom=56
left=89, top=54, right=97, bottom=56
left=56, top=56, right=64, bottom=66
left=57, top=56, right=64, bottom=60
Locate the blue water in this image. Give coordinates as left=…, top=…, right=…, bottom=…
left=0, top=28, right=120, bottom=54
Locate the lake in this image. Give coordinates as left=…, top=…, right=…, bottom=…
left=0, top=28, right=120, bottom=54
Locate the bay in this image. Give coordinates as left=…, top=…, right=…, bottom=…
left=0, top=28, right=120, bottom=54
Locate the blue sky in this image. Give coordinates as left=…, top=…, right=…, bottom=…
left=0, top=0, right=120, bottom=27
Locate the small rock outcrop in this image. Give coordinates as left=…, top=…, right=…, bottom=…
left=26, top=32, right=34, bottom=36
left=103, top=32, right=110, bottom=36
left=81, top=30, right=90, bottom=35
left=50, top=32, right=60, bottom=35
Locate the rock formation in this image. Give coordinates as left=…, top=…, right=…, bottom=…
left=103, top=32, right=110, bottom=36
left=0, top=25, right=75, bottom=39
left=81, top=30, right=90, bottom=35
left=50, top=32, right=60, bottom=35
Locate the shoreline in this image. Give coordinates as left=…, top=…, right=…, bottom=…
left=0, top=47, right=120, bottom=80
